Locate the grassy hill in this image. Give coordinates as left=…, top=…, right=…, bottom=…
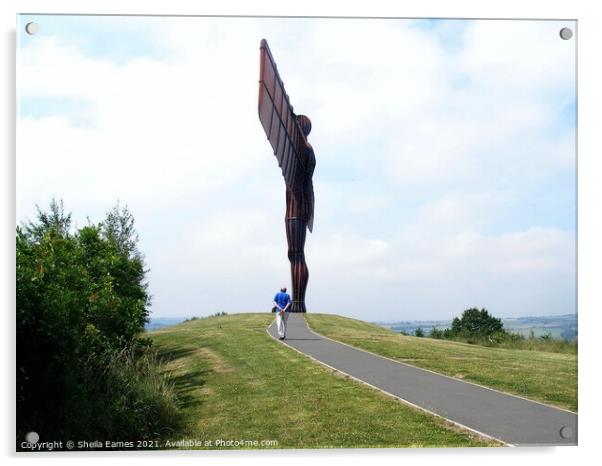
left=149, top=313, right=498, bottom=449
left=306, top=313, right=577, bottom=412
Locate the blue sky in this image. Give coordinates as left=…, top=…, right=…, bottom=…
left=17, top=15, right=576, bottom=321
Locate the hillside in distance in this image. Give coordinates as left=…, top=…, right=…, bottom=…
left=145, top=317, right=186, bottom=331
left=376, top=314, right=577, bottom=341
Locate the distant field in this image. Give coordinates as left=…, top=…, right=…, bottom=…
left=380, top=314, right=577, bottom=341
left=306, top=314, right=577, bottom=412
left=149, top=313, right=497, bottom=449
left=510, top=326, right=565, bottom=339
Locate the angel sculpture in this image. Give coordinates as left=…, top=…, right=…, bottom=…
left=257, top=39, right=316, bottom=313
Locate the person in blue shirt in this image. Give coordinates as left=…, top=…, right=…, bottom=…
left=273, top=287, right=291, bottom=339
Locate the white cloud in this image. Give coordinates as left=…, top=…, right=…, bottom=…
left=17, top=17, right=576, bottom=320
left=17, top=32, right=270, bottom=212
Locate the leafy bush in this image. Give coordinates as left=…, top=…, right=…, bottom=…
left=414, top=327, right=425, bottom=337
left=449, top=308, right=504, bottom=339
left=17, top=200, right=182, bottom=444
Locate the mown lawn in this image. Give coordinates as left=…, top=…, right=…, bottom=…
left=305, top=313, right=577, bottom=412
left=149, top=313, right=499, bottom=449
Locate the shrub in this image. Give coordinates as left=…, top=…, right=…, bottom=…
left=414, top=327, right=425, bottom=337
left=449, top=308, right=505, bottom=339
left=17, top=200, right=182, bottom=444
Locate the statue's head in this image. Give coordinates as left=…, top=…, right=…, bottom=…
left=296, top=115, right=312, bottom=137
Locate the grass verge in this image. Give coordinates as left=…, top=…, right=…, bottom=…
left=305, top=313, right=577, bottom=412
left=149, top=313, right=499, bottom=449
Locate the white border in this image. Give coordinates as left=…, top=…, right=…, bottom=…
left=3, top=1, right=601, bottom=465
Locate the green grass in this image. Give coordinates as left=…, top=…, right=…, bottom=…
left=306, top=314, right=577, bottom=412
left=451, top=333, right=577, bottom=354
left=149, top=313, right=499, bottom=449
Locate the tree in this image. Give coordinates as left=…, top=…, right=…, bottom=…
left=449, top=308, right=505, bottom=339
left=17, top=200, right=152, bottom=440
left=24, top=198, right=72, bottom=241
left=414, top=327, right=425, bottom=337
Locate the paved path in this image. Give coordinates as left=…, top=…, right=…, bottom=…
left=267, top=313, right=577, bottom=446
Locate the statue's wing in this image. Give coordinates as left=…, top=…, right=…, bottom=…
left=258, top=39, right=307, bottom=197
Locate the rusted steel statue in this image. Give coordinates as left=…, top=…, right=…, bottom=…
left=258, top=39, right=316, bottom=313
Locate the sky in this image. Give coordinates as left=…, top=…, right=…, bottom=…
left=16, top=15, right=576, bottom=321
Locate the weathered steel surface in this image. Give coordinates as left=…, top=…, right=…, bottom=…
left=258, top=39, right=315, bottom=232
left=258, top=39, right=316, bottom=312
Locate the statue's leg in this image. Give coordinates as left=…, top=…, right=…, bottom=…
left=285, top=218, right=308, bottom=313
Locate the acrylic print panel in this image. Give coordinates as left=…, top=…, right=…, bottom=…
left=16, top=15, right=577, bottom=451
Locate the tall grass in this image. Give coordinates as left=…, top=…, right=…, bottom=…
left=72, top=346, right=184, bottom=442
left=431, top=332, right=577, bottom=354
left=494, top=336, right=577, bottom=354
left=428, top=327, right=577, bottom=354
left=17, top=344, right=184, bottom=449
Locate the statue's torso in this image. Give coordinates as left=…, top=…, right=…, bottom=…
left=285, top=144, right=315, bottom=224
